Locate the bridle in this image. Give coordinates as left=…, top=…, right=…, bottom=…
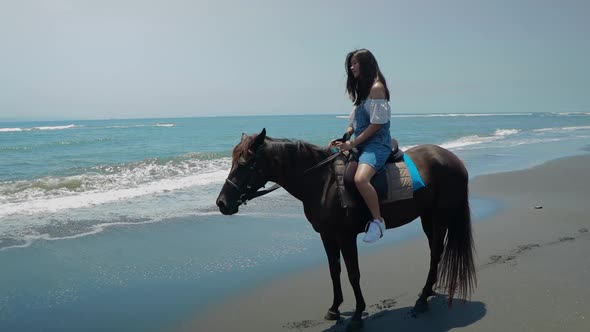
left=224, top=147, right=280, bottom=205
left=224, top=134, right=347, bottom=206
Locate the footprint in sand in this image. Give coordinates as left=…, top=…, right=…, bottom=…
left=559, top=236, right=575, bottom=242
left=488, top=254, right=516, bottom=264
left=370, top=298, right=398, bottom=311
left=516, top=244, right=540, bottom=254
left=487, top=231, right=586, bottom=267
left=283, top=320, right=324, bottom=330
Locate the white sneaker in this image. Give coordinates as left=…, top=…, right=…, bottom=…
left=362, top=218, right=385, bottom=243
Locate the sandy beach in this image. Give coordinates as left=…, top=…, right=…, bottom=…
left=178, top=153, right=590, bottom=332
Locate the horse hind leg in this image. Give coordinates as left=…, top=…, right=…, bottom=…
left=413, top=211, right=446, bottom=314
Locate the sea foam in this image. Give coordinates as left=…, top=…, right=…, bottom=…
left=440, top=129, right=520, bottom=149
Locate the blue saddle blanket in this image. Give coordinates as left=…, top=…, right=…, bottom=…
left=402, top=154, right=426, bottom=191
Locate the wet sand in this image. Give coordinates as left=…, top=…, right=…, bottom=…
left=178, top=154, right=590, bottom=332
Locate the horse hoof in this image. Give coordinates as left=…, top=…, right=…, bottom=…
left=324, top=310, right=340, bottom=320
left=411, top=300, right=429, bottom=316
left=346, top=319, right=364, bottom=331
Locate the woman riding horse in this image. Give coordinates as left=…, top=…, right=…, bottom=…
left=216, top=128, right=476, bottom=330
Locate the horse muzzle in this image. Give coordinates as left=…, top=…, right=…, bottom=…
left=216, top=196, right=239, bottom=215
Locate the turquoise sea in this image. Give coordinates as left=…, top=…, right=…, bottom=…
left=1, top=112, right=590, bottom=331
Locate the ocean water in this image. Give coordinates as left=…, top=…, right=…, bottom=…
left=1, top=112, right=589, bottom=331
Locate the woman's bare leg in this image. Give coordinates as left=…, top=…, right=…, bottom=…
left=354, top=164, right=381, bottom=220
left=354, top=163, right=385, bottom=242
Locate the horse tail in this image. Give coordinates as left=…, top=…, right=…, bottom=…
left=438, top=187, right=477, bottom=305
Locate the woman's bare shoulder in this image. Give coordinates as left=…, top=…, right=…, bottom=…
left=369, top=82, right=386, bottom=99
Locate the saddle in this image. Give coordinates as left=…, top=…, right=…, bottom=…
left=334, top=139, right=414, bottom=209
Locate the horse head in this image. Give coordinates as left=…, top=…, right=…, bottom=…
left=216, top=128, right=272, bottom=215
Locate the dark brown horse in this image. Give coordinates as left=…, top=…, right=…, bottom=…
left=216, top=128, right=476, bottom=330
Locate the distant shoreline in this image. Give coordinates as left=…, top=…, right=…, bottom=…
left=2, top=111, right=586, bottom=124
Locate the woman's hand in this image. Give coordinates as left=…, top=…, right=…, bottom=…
left=328, top=131, right=353, bottom=147
left=338, top=140, right=355, bottom=152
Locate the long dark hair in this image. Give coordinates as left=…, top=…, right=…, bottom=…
left=345, top=49, right=390, bottom=106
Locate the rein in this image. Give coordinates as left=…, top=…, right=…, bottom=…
left=226, top=140, right=342, bottom=205
left=304, top=150, right=342, bottom=174
left=304, top=134, right=351, bottom=174
left=225, top=178, right=281, bottom=205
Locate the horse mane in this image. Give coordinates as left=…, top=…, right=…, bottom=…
left=266, top=137, right=329, bottom=161
left=233, top=135, right=330, bottom=162
left=232, top=136, right=253, bottom=160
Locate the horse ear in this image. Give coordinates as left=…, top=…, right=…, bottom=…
left=250, top=128, right=266, bottom=151
left=241, top=133, right=248, bottom=142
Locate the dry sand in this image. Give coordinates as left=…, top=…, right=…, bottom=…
left=178, top=154, right=590, bottom=332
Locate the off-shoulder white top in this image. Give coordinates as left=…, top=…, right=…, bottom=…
left=348, top=99, right=391, bottom=125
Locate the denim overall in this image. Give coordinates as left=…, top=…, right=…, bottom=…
left=353, top=101, right=392, bottom=172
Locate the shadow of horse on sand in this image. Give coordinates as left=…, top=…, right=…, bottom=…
left=320, top=295, right=486, bottom=332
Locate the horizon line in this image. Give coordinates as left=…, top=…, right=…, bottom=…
left=0, top=110, right=581, bottom=123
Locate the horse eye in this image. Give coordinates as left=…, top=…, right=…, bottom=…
left=238, top=157, right=247, bottom=165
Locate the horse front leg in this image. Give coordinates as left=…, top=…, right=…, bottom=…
left=340, top=233, right=366, bottom=330
left=321, top=232, right=343, bottom=320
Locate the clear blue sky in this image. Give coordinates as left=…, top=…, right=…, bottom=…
left=1, top=0, right=589, bottom=121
